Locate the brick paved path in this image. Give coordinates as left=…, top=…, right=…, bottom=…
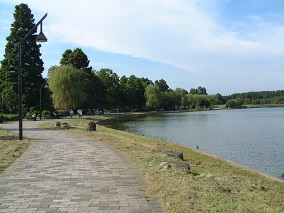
left=0, top=121, right=164, bottom=213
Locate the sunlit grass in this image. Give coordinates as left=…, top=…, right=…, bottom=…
left=0, top=128, right=30, bottom=173
left=41, top=117, right=284, bottom=212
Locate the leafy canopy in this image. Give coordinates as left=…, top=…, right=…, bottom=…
left=48, top=65, right=86, bottom=110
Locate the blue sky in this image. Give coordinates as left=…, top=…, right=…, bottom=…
left=0, top=0, right=283, bottom=95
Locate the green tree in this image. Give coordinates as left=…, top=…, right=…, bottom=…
left=145, top=84, right=162, bottom=109
left=0, top=80, right=17, bottom=113
left=48, top=65, right=86, bottom=110
left=0, top=3, right=45, bottom=113
left=119, top=75, right=146, bottom=110
left=155, top=79, right=169, bottom=92
left=162, top=90, right=179, bottom=110
left=186, top=94, right=196, bottom=109
left=83, top=71, right=105, bottom=111
left=96, top=69, right=120, bottom=110
left=175, top=88, right=188, bottom=109
left=190, top=86, right=207, bottom=95
left=59, top=49, right=72, bottom=66
left=226, top=98, right=243, bottom=109
left=59, top=48, right=90, bottom=71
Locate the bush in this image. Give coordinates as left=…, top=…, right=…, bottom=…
left=27, top=107, right=38, bottom=117
left=226, top=98, right=243, bottom=109
left=4, top=114, right=19, bottom=121
left=41, top=110, right=51, bottom=118
left=0, top=114, right=19, bottom=122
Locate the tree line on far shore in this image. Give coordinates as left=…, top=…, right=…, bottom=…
left=0, top=3, right=284, bottom=117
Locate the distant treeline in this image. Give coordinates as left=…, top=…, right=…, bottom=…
left=223, top=90, right=284, bottom=108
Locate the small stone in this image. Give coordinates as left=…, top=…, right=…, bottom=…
left=260, top=186, right=268, bottom=191
left=252, top=184, right=257, bottom=189
left=61, top=122, right=69, bottom=129
left=169, top=162, right=190, bottom=172
left=87, top=121, right=96, bottom=131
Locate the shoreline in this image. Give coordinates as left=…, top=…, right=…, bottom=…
left=10, top=117, right=284, bottom=212
left=78, top=120, right=284, bottom=212
left=97, top=110, right=284, bottom=183
left=191, top=146, right=284, bottom=184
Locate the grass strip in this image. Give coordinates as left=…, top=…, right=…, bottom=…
left=0, top=128, right=30, bottom=173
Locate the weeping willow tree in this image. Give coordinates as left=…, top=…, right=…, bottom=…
left=145, top=84, right=162, bottom=109
left=48, top=65, right=86, bottom=110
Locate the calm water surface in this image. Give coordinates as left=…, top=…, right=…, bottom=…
left=103, top=108, right=284, bottom=180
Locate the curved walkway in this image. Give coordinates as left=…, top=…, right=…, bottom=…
left=0, top=120, right=164, bottom=213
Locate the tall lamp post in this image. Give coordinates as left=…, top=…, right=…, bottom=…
left=18, top=13, right=48, bottom=140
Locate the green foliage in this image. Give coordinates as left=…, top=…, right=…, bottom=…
left=42, top=47, right=284, bottom=112
left=48, top=65, right=86, bottom=110
left=162, top=90, right=180, bottom=110
left=190, top=86, right=207, bottom=95
left=82, top=71, right=103, bottom=110
left=0, top=3, right=46, bottom=113
left=226, top=90, right=284, bottom=105
left=155, top=79, right=169, bottom=92
left=26, top=107, right=38, bottom=116
left=0, top=114, right=19, bottom=122
left=174, top=88, right=188, bottom=109
left=145, top=84, right=162, bottom=109
left=5, top=114, right=19, bottom=121
left=59, top=48, right=90, bottom=70
left=194, top=94, right=211, bottom=109
left=119, top=75, right=147, bottom=110
left=226, top=98, right=243, bottom=108
left=41, top=110, right=51, bottom=117
left=96, top=69, right=120, bottom=110
left=0, top=81, right=17, bottom=113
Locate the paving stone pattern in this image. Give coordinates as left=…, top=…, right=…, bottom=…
left=0, top=121, right=164, bottom=212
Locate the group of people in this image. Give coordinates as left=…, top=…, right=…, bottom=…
left=69, top=109, right=82, bottom=119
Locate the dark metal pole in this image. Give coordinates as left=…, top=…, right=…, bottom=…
left=18, top=44, right=23, bottom=140
left=17, top=13, right=47, bottom=140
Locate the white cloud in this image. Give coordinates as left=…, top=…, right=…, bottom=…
left=2, top=0, right=284, bottom=94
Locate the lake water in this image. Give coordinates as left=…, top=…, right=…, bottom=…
left=102, top=108, right=284, bottom=180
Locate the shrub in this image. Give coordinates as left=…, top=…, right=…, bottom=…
left=0, top=114, right=19, bottom=122
left=5, top=114, right=19, bottom=121
left=27, top=107, right=38, bottom=116
left=41, top=110, right=51, bottom=118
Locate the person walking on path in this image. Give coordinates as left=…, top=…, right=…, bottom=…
left=70, top=109, right=74, bottom=118
left=77, top=108, right=82, bottom=118
left=0, top=121, right=164, bottom=212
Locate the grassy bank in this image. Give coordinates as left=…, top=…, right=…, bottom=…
left=42, top=117, right=284, bottom=212
left=243, top=104, right=284, bottom=108
left=0, top=128, right=30, bottom=173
